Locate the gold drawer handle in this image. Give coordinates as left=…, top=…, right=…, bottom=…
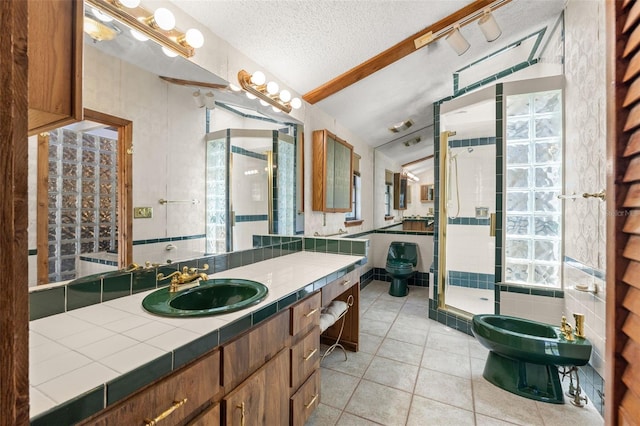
left=304, top=348, right=318, bottom=361
left=237, top=402, right=245, bottom=426
left=341, top=280, right=351, bottom=286
left=144, top=398, right=187, bottom=426
left=305, top=394, right=318, bottom=409
left=304, top=308, right=318, bottom=318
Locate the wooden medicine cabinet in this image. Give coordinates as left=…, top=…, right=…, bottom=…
left=312, top=129, right=354, bottom=212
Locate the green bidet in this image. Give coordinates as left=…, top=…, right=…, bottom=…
left=471, top=314, right=592, bottom=404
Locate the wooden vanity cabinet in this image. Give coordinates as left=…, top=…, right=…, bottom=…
left=312, top=129, right=354, bottom=212
left=28, top=0, right=83, bottom=135
left=320, top=270, right=360, bottom=352
left=78, top=350, right=222, bottom=426
left=222, top=349, right=290, bottom=426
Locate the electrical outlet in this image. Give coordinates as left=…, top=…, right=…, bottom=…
left=134, top=207, right=153, bottom=219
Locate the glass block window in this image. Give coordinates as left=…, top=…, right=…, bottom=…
left=205, top=138, right=228, bottom=254
left=277, top=138, right=295, bottom=235
left=48, top=128, right=118, bottom=282
left=504, top=90, right=562, bottom=287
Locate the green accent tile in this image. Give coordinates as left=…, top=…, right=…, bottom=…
left=220, top=315, right=252, bottom=344
left=241, top=250, right=254, bottom=266
left=325, top=272, right=338, bottom=284
left=30, top=385, right=104, bottom=426
left=313, top=277, right=326, bottom=291
left=102, top=273, right=132, bottom=302
left=174, top=330, right=219, bottom=369
left=198, top=257, right=214, bottom=270
left=315, top=238, right=327, bottom=253
left=29, top=286, right=66, bottom=320
left=352, top=241, right=366, bottom=256
left=530, top=288, right=553, bottom=297
left=271, top=244, right=281, bottom=258
left=327, top=239, right=339, bottom=254
left=214, top=254, right=228, bottom=272
left=304, top=238, right=316, bottom=251
left=263, top=246, right=273, bottom=260
left=262, top=235, right=272, bottom=246
left=229, top=252, right=242, bottom=269
left=506, top=285, right=530, bottom=295
left=67, top=280, right=101, bottom=310
left=252, top=301, right=278, bottom=325
left=277, top=292, right=298, bottom=310
left=253, top=248, right=264, bottom=262
left=297, top=283, right=315, bottom=299
left=336, top=268, right=346, bottom=279
left=132, top=269, right=156, bottom=294
left=106, top=353, right=172, bottom=405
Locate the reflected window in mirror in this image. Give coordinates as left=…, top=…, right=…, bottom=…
left=385, top=183, right=392, bottom=217
left=345, top=174, right=361, bottom=223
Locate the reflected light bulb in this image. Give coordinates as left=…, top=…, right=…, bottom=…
left=272, top=106, right=281, bottom=113
left=266, top=81, right=279, bottom=95
left=279, top=90, right=291, bottom=102
left=290, top=98, right=302, bottom=109
left=229, top=83, right=241, bottom=92
left=161, top=46, right=178, bottom=57
left=130, top=29, right=149, bottom=41
left=153, top=8, right=175, bottom=31
left=246, top=92, right=257, bottom=100
left=259, top=99, right=270, bottom=106
left=92, top=7, right=113, bottom=22
left=118, top=0, right=140, bottom=8
left=185, top=29, right=204, bottom=48
left=250, top=71, right=266, bottom=85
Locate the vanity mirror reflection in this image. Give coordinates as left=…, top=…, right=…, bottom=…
left=27, top=2, right=303, bottom=287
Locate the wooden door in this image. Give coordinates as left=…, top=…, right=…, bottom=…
left=606, top=1, right=640, bottom=424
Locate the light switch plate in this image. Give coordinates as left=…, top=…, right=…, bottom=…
left=134, top=207, right=153, bottom=219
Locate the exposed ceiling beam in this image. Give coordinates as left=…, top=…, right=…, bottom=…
left=403, top=155, right=434, bottom=168
left=302, top=0, right=509, bottom=104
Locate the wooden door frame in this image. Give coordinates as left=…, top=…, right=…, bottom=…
left=1, top=0, right=29, bottom=423
left=36, top=108, right=133, bottom=284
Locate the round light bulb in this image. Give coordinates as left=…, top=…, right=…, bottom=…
left=246, top=92, right=257, bottom=100
left=250, top=71, right=266, bottom=86
left=185, top=28, right=204, bottom=48
left=92, top=7, right=113, bottom=22
left=259, top=99, right=269, bottom=107
left=161, top=46, right=178, bottom=58
left=266, top=81, right=279, bottom=95
left=272, top=106, right=281, bottom=113
left=130, top=29, right=149, bottom=41
left=290, top=98, right=302, bottom=109
left=279, top=90, right=291, bottom=103
left=118, top=0, right=140, bottom=8
left=153, top=8, right=175, bottom=31
left=229, top=83, right=241, bottom=92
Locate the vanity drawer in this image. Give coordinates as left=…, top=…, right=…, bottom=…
left=290, top=292, right=321, bottom=337
left=321, top=270, right=357, bottom=307
left=290, top=326, right=320, bottom=391
left=222, top=309, right=289, bottom=390
left=290, top=369, right=321, bottom=426
left=80, top=350, right=221, bottom=426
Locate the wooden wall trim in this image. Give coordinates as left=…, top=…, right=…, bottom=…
left=0, top=0, right=30, bottom=424
left=36, top=134, right=49, bottom=284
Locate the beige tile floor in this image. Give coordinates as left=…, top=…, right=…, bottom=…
left=305, top=280, right=604, bottom=426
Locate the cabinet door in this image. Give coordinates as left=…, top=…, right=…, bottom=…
left=28, top=0, right=83, bottom=135
left=332, top=138, right=352, bottom=210
left=326, top=134, right=336, bottom=209
left=223, top=349, right=290, bottom=426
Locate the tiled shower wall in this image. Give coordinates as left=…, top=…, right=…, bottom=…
left=563, top=0, right=606, bottom=414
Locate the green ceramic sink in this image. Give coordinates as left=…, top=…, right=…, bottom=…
left=142, top=279, right=268, bottom=317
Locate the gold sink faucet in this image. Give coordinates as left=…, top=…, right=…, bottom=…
left=560, top=315, right=575, bottom=341
left=157, top=264, right=209, bottom=293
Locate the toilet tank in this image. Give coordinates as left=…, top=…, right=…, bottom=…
left=388, top=242, right=418, bottom=266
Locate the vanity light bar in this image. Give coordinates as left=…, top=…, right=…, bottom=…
left=85, top=0, right=196, bottom=58
left=237, top=70, right=293, bottom=113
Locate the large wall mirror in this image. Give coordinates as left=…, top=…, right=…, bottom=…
left=27, top=2, right=303, bottom=287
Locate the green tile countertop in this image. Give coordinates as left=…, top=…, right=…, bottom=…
left=29, top=251, right=364, bottom=425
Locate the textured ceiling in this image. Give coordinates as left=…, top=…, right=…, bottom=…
left=173, top=0, right=566, bottom=170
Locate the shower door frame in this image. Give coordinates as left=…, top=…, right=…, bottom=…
left=436, top=84, right=502, bottom=318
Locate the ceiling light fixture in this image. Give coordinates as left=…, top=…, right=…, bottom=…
left=193, top=90, right=205, bottom=108
left=84, top=16, right=120, bottom=41
left=85, top=0, right=205, bottom=58
left=203, top=91, right=216, bottom=109
left=404, top=171, right=420, bottom=182
left=237, top=70, right=302, bottom=114
left=478, top=8, right=502, bottom=42
left=445, top=25, right=470, bottom=56
left=403, top=136, right=422, bottom=147
left=389, top=119, right=414, bottom=133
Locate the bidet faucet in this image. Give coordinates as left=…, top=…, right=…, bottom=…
left=157, top=264, right=209, bottom=293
